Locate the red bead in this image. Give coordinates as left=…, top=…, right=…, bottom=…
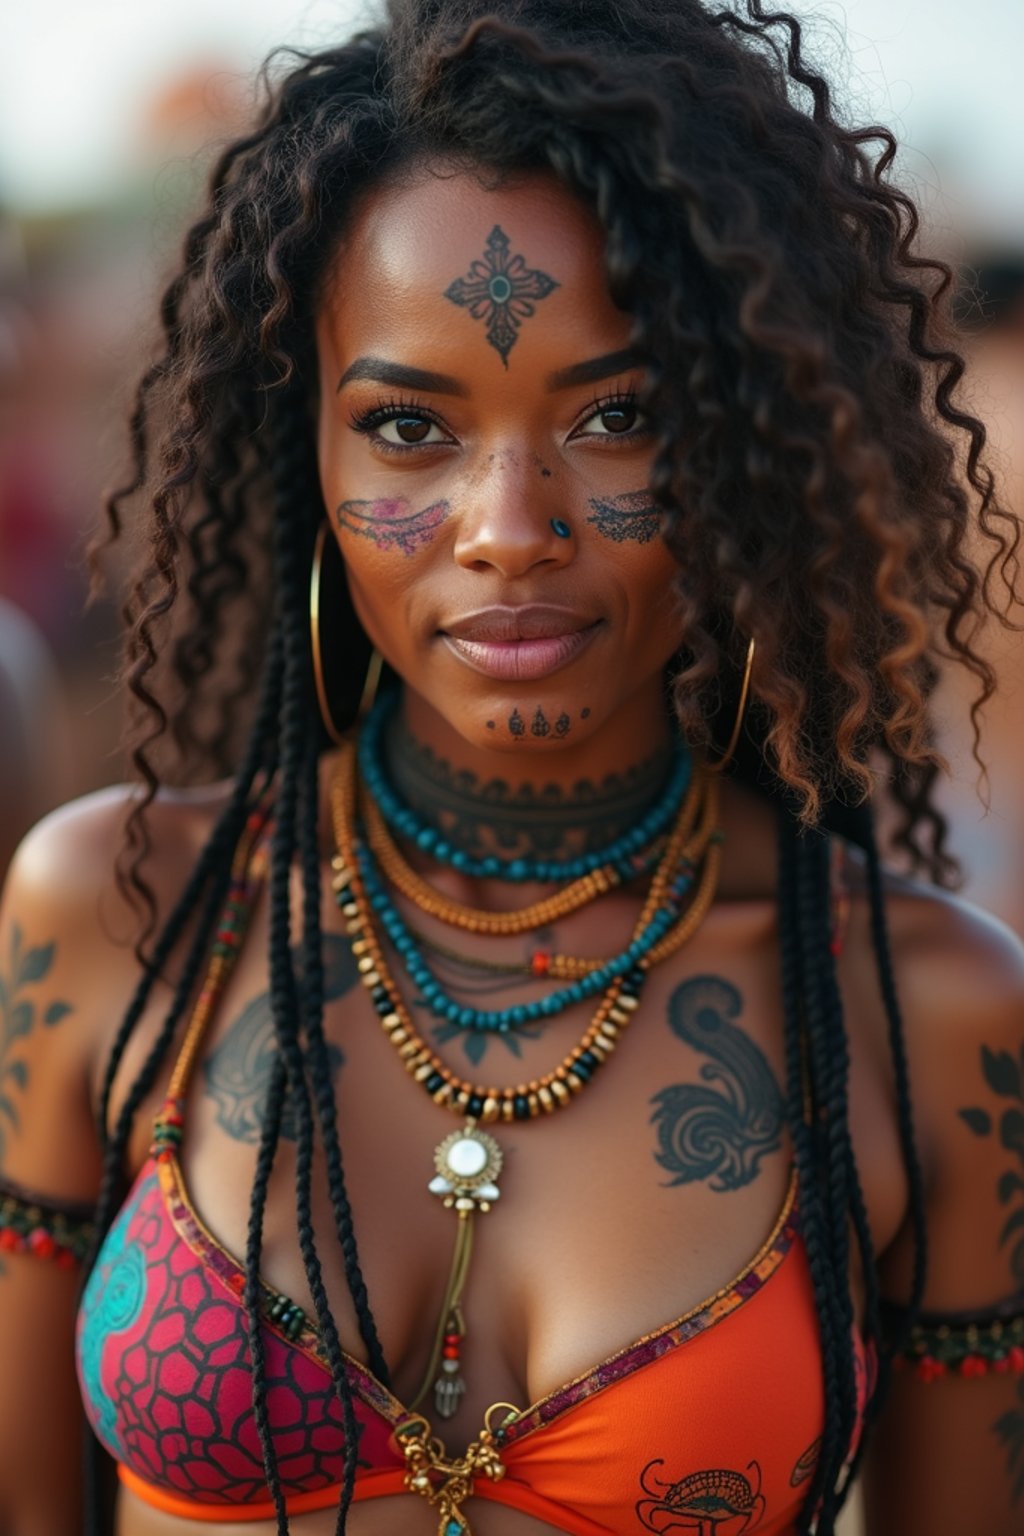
left=992, top=1356, right=1011, bottom=1374
left=960, top=1355, right=988, bottom=1377
left=56, top=1249, right=77, bottom=1270
left=28, top=1228, right=56, bottom=1260
left=0, top=1228, right=22, bottom=1251
left=530, top=952, right=551, bottom=976
left=1007, top=1346, right=1024, bottom=1373
left=442, top=1346, right=460, bottom=1360
left=915, top=1356, right=947, bottom=1383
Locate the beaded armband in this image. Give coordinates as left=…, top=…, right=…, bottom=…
left=886, top=1300, right=1024, bottom=1382
left=0, top=1173, right=96, bottom=1268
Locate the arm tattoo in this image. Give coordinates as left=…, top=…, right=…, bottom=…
left=995, top=1377, right=1024, bottom=1506
left=650, top=975, right=784, bottom=1192
left=959, top=1041, right=1024, bottom=1287
left=335, top=496, right=450, bottom=556
left=0, top=925, right=73, bottom=1163
left=586, top=491, right=662, bottom=545
left=444, top=225, right=558, bottom=368
left=202, top=935, right=355, bottom=1144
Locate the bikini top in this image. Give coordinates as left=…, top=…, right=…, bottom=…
left=77, top=814, right=869, bottom=1536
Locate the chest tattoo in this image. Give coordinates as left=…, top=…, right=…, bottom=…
left=650, top=974, right=784, bottom=1192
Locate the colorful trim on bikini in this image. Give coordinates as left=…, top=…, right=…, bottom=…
left=493, top=1170, right=799, bottom=1448
left=0, top=1173, right=95, bottom=1267
left=155, top=1151, right=405, bottom=1426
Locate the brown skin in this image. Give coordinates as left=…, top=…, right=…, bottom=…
left=1, top=171, right=1022, bottom=1536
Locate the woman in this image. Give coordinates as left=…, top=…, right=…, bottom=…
left=1, top=3, right=1022, bottom=1533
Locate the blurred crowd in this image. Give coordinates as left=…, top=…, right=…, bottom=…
left=0, top=54, right=1022, bottom=946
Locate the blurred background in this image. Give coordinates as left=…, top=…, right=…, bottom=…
left=0, top=0, right=1022, bottom=920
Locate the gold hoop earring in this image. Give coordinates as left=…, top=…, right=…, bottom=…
left=705, top=636, right=755, bottom=775
left=310, top=522, right=345, bottom=745
left=310, top=523, right=383, bottom=743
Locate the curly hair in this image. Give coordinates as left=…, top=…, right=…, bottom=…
left=85, top=2, right=1017, bottom=1532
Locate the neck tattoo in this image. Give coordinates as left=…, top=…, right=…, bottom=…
left=386, top=718, right=674, bottom=861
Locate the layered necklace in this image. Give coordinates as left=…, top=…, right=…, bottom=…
left=329, top=700, right=722, bottom=1446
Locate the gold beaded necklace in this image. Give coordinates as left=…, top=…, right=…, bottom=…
left=329, top=739, right=722, bottom=1442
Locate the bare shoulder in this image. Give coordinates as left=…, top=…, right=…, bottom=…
left=854, top=867, right=1024, bottom=1144
left=0, top=782, right=229, bottom=1197
left=852, top=862, right=1024, bottom=1307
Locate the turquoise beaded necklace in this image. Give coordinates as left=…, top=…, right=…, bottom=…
left=354, top=838, right=694, bottom=1034
left=357, top=690, right=692, bottom=884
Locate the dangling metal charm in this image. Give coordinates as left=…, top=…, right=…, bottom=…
left=410, top=1122, right=504, bottom=1417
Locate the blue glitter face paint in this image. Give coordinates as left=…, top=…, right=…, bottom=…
left=550, top=518, right=572, bottom=539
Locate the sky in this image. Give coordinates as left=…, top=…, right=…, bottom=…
left=0, top=0, right=1021, bottom=242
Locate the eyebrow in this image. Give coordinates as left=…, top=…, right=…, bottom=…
left=336, top=345, right=647, bottom=398
left=546, top=348, right=646, bottom=391
left=337, top=357, right=469, bottom=396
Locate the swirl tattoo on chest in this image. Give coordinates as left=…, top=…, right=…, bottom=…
left=651, top=974, right=785, bottom=1192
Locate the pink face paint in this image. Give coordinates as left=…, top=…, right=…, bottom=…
left=335, top=497, right=450, bottom=556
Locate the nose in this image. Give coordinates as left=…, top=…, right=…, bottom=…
left=452, top=451, right=573, bottom=579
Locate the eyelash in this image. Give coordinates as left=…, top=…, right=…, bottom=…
left=346, top=395, right=444, bottom=456
left=346, top=390, right=650, bottom=455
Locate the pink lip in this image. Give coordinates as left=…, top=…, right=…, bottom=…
left=441, top=624, right=601, bottom=681
left=443, top=604, right=598, bottom=642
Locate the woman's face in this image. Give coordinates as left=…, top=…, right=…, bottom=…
left=315, top=166, right=684, bottom=755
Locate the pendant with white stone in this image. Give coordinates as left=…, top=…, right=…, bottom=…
left=413, top=1121, right=505, bottom=1421
left=429, top=1123, right=503, bottom=1214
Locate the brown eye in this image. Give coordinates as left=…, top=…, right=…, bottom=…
left=376, top=413, right=446, bottom=447
left=574, top=397, right=648, bottom=439
left=599, top=403, right=638, bottom=434
left=394, top=416, right=432, bottom=443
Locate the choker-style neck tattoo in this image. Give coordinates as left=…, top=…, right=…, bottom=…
left=385, top=718, right=674, bottom=861
left=444, top=225, right=559, bottom=368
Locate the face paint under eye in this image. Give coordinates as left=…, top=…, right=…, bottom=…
left=335, top=497, right=451, bottom=556
left=444, top=225, right=559, bottom=369
left=586, top=491, right=662, bottom=545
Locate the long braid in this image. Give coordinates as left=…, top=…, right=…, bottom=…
left=244, top=1051, right=290, bottom=1533
left=776, top=813, right=845, bottom=1532
left=95, top=631, right=284, bottom=1147
left=793, top=830, right=862, bottom=1525
left=297, top=733, right=390, bottom=1383
left=294, top=735, right=363, bottom=1531
left=863, top=813, right=929, bottom=1355
left=242, top=386, right=383, bottom=1532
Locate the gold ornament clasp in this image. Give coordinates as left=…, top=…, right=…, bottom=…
left=394, top=1413, right=506, bottom=1535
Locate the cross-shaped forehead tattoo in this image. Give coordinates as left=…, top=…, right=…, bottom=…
left=444, top=225, right=559, bottom=368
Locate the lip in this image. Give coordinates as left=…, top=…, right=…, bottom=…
left=440, top=605, right=602, bottom=682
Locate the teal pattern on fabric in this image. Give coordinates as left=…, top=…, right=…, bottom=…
left=77, top=1173, right=151, bottom=1454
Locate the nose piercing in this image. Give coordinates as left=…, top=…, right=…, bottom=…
left=550, top=518, right=572, bottom=539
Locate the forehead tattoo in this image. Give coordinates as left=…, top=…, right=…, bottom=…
left=444, top=225, right=559, bottom=368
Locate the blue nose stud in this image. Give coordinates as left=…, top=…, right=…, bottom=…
left=550, top=518, right=572, bottom=539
